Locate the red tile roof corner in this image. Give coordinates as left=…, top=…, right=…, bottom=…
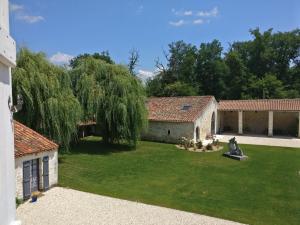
left=14, top=120, right=59, bottom=158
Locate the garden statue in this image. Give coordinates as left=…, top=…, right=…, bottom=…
left=223, top=137, right=248, bottom=160
left=228, top=137, right=244, bottom=156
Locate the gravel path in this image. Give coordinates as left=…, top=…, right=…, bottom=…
left=17, top=187, right=244, bottom=225
left=218, top=134, right=300, bottom=148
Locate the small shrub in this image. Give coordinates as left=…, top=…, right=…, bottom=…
left=193, top=144, right=197, bottom=151
left=16, top=198, right=23, bottom=207
left=190, top=140, right=195, bottom=147
left=196, top=141, right=203, bottom=149
left=206, top=143, right=213, bottom=151
left=213, top=139, right=219, bottom=146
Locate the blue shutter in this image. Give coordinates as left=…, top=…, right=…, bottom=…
left=43, top=156, right=49, bottom=191
left=31, top=159, right=39, bottom=192
left=23, top=161, right=31, bottom=199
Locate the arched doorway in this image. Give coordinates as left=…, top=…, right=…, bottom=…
left=211, top=112, right=216, bottom=135
left=196, top=126, right=200, bottom=141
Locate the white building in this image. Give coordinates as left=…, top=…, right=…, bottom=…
left=143, top=96, right=218, bottom=143
left=143, top=96, right=300, bottom=143
left=14, top=121, right=58, bottom=200
left=0, top=0, right=19, bottom=224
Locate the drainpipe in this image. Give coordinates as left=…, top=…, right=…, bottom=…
left=0, top=0, right=20, bottom=224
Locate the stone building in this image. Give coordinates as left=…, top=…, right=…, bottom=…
left=14, top=121, right=58, bottom=200
left=143, top=96, right=218, bottom=143
left=143, top=97, right=300, bottom=143
left=218, top=99, right=300, bottom=137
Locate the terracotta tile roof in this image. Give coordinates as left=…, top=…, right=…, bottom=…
left=147, top=96, right=215, bottom=122
left=14, top=121, right=58, bottom=158
left=219, top=99, right=300, bottom=111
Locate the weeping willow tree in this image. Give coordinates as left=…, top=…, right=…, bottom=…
left=12, top=48, right=82, bottom=149
left=70, top=56, right=147, bottom=146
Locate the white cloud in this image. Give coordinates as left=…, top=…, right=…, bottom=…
left=9, top=3, right=24, bottom=12
left=49, top=52, right=74, bottom=65
left=197, top=7, right=218, bottom=17
left=170, top=7, right=218, bottom=26
left=193, top=19, right=204, bottom=25
left=17, top=15, right=44, bottom=23
left=137, top=69, right=159, bottom=82
left=138, top=69, right=155, bottom=78
left=10, top=2, right=45, bottom=24
left=183, top=11, right=193, bottom=16
left=172, top=9, right=193, bottom=16
left=169, top=20, right=186, bottom=27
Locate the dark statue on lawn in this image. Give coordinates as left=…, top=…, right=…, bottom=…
left=223, top=137, right=248, bottom=160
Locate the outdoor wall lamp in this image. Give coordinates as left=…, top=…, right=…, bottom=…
left=8, top=95, right=23, bottom=113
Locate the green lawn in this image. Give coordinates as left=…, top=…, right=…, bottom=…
left=59, top=137, right=300, bottom=225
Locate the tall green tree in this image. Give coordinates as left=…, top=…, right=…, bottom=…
left=12, top=48, right=82, bottom=149
left=163, top=81, right=197, bottom=97
left=70, top=51, right=114, bottom=68
left=70, top=56, right=147, bottom=146
left=224, top=51, right=249, bottom=99
left=167, top=41, right=198, bottom=84
left=195, top=40, right=228, bottom=99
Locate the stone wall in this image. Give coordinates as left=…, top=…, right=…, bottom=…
left=15, top=150, right=58, bottom=199
left=194, top=100, right=218, bottom=141
left=274, top=112, right=298, bottom=136
left=219, top=111, right=238, bottom=133
left=143, top=99, right=218, bottom=143
left=142, top=121, right=194, bottom=143
left=243, top=111, right=268, bottom=134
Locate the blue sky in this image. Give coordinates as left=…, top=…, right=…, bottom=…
left=9, top=0, right=300, bottom=79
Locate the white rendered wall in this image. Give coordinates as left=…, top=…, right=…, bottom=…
left=0, top=0, right=19, bottom=224
left=15, top=150, right=58, bottom=199
left=0, top=65, right=18, bottom=224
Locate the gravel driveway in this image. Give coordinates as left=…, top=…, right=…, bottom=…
left=218, top=134, right=300, bottom=148
left=17, top=187, right=244, bottom=225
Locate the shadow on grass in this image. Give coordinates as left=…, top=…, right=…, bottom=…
left=61, top=136, right=136, bottom=156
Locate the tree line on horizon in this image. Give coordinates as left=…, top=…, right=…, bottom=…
left=146, top=28, right=300, bottom=100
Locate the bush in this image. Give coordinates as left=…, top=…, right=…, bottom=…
left=196, top=141, right=203, bottom=149
left=180, top=137, right=194, bottom=150
left=16, top=198, right=23, bottom=207
left=206, top=144, right=213, bottom=151
left=213, top=139, right=219, bottom=146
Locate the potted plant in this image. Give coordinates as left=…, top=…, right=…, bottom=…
left=31, top=191, right=40, bottom=202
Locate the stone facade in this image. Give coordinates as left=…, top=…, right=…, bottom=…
left=273, top=111, right=298, bottom=136
left=194, top=100, right=218, bottom=141
left=142, top=121, right=194, bottom=143
left=219, top=111, right=238, bottom=133
left=15, top=150, right=58, bottom=199
left=243, top=111, right=269, bottom=135
left=143, top=99, right=218, bottom=143
left=144, top=97, right=300, bottom=143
